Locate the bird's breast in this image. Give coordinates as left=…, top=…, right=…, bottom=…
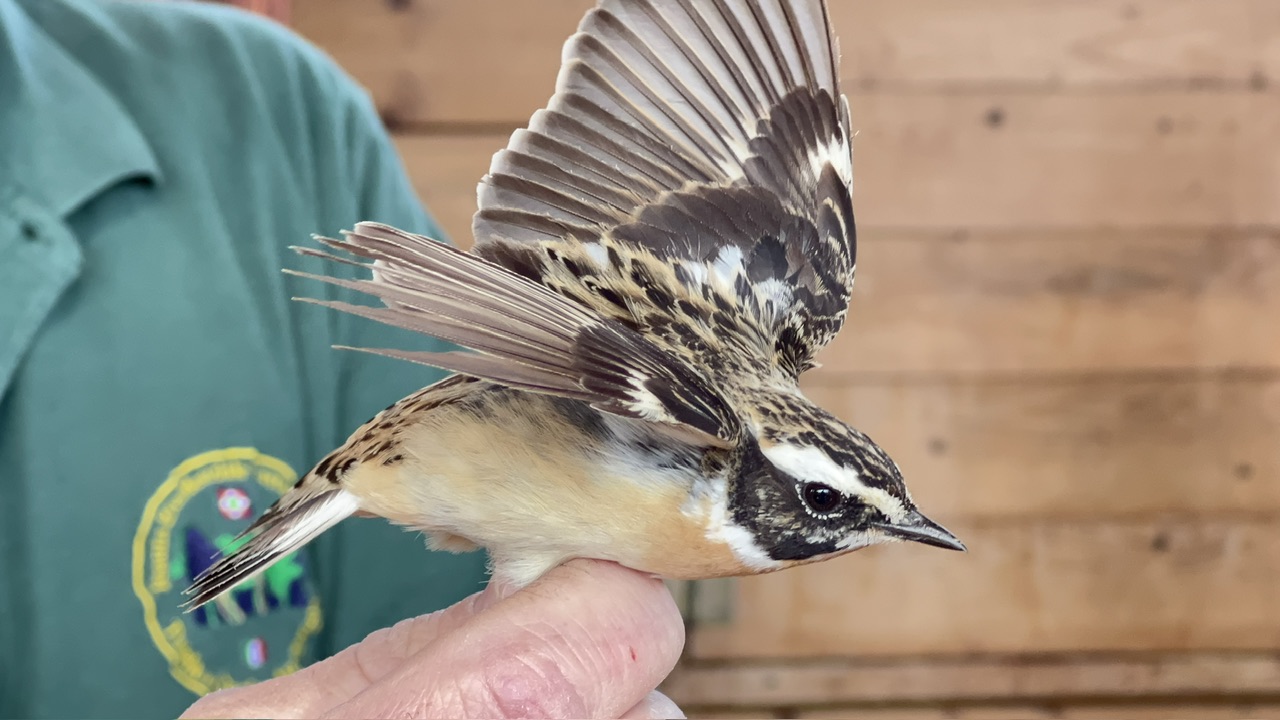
left=346, top=387, right=754, bottom=582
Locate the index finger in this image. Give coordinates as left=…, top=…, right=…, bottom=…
left=180, top=583, right=494, bottom=719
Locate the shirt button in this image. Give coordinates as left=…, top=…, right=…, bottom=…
left=20, top=220, right=40, bottom=241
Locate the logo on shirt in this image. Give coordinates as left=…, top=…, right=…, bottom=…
left=132, top=448, right=323, bottom=695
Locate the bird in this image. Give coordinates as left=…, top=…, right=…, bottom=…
left=183, top=0, right=965, bottom=610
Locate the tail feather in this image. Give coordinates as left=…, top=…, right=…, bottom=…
left=181, top=487, right=360, bottom=610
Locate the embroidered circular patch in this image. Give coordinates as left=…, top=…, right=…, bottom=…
left=216, top=487, right=253, bottom=521
left=132, top=448, right=323, bottom=695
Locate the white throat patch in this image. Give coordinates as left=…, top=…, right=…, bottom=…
left=698, top=477, right=782, bottom=571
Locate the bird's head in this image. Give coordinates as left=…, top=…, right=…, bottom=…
left=723, top=402, right=964, bottom=568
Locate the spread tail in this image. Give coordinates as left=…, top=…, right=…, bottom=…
left=180, top=486, right=360, bottom=610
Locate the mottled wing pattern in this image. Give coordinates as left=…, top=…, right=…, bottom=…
left=291, top=223, right=740, bottom=447
left=472, top=0, right=856, bottom=378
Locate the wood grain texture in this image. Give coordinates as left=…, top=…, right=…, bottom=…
left=293, top=0, right=1274, bottom=124
left=297, top=0, right=582, bottom=125
left=1054, top=705, right=1280, bottom=720
left=686, top=518, right=1280, bottom=658
left=394, top=91, right=1276, bottom=235
left=815, top=228, right=1280, bottom=376
left=800, top=372, right=1280, bottom=520
left=666, top=652, right=1280, bottom=703
left=794, top=702, right=1280, bottom=720
left=1260, top=0, right=1280, bottom=85
left=843, top=92, right=1273, bottom=229
left=834, top=0, right=1267, bottom=89
left=394, top=134, right=491, bottom=246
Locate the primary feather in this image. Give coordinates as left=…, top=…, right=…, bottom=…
left=473, top=0, right=856, bottom=378
left=290, top=223, right=740, bottom=447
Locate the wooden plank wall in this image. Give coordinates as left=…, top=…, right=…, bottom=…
left=291, top=1, right=1280, bottom=717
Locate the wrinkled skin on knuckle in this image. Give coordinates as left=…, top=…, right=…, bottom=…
left=463, top=620, right=607, bottom=718
left=351, top=615, right=420, bottom=681
left=350, top=605, right=472, bottom=691
left=479, top=622, right=599, bottom=719
left=384, top=623, right=597, bottom=719
left=402, top=651, right=587, bottom=720
left=349, top=627, right=393, bottom=686
left=480, top=653, right=587, bottom=719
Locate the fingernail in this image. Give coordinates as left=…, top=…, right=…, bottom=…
left=626, top=691, right=686, bottom=720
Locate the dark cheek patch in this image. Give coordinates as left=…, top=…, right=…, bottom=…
left=772, top=534, right=840, bottom=561
left=729, top=442, right=841, bottom=562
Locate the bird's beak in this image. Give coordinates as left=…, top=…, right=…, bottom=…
left=873, top=510, right=966, bottom=552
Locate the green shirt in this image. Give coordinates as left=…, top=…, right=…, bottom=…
left=0, top=1, right=488, bottom=717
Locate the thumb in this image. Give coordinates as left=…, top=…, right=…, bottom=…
left=325, top=559, right=685, bottom=719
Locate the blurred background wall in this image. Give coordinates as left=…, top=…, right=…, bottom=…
left=229, top=0, right=1280, bottom=717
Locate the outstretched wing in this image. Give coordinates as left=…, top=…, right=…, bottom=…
left=291, top=223, right=740, bottom=448
left=472, top=0, right=856, bottom=378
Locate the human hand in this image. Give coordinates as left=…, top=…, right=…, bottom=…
left=181, top=559, right=686, bottom=719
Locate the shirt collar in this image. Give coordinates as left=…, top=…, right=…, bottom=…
left=0, top=0, right=163, bottom=217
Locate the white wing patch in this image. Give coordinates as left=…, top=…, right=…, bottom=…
left=711, top=245, right=745, bottom=284
left=752, top=278, right=795, bottom=326
left=808, top=134, right=853, bottom=187
left=681, top=248, right=795, bottom=329
left=583, top=242, right=610, bottom=268
left=626, top=378, right=676, bottom=423
left=677, top=259, right=710, bottom=288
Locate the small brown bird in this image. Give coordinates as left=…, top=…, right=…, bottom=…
left=184, top=0, right=964, bottom=610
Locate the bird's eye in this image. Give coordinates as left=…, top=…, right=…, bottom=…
left=801, top=482, right=842, bottom=515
